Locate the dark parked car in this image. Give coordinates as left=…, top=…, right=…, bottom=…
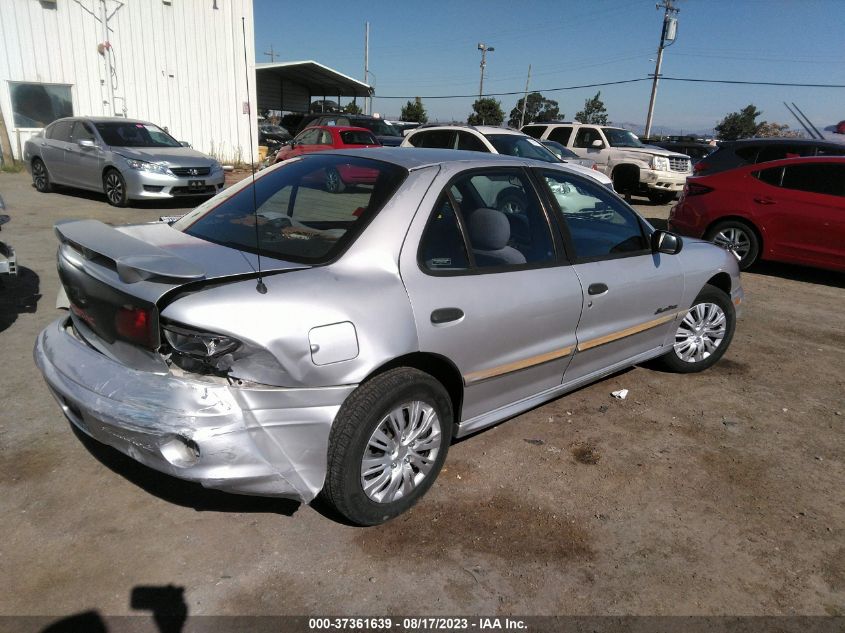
left=641, top=139, right=715, bottom=163
left=669, top=156, right=845, bottom=271
left=693, top=138, right=845, bottom=176
left=295, top=114, right=404, bottom=146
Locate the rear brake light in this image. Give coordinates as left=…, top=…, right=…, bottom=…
left=685, top=182, right=713, bottom=196
left=115, top=306, right=153, bottom=347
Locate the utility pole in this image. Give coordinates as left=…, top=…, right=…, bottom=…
left=519, top=64, right=532, bottom=129
left=644, top=0, right=679, bottom=139
left=364, top=22, right=370, bottom=115
left=263, top=44, right=279, bottom=62
left=477, top=42, right=494, bottom=99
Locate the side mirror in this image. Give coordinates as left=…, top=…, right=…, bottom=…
left=180, top=141, right=191, bottom=147
left=651, top=229, right=683, bottom=255
left=591, top=139, right=604, bottom=148
left=78, top=139, right=96, bottom=149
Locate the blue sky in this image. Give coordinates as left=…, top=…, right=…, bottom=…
left=254, top=0, right=845, bottom=134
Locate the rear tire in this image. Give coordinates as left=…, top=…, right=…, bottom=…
left=705, top=220, right=759, bottom=270
left=103, top=169, right=129, bottom=207
left=496, top=187, right=527, bottom=214
left=31, top=158, right=53, bottom=193
left=322, top=367, right=453, bottom=526
left=657, top=284, right=735, bottom=373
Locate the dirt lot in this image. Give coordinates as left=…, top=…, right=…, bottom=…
left=0, top=170, right=843, bottom=619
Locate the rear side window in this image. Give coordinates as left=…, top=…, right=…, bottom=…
left=754, top=166, right=783, bottom=187
left=339, top=130, right=377, bottom=145
left=419, top=169, right=556, bottom=272
left=50, top=120, right=73, bottom=142
left=756, top=145, right=807, bottom=163
left=547, top=127, right=573, bottom=145
left=781, top=163, right=845, bottom=196
left=521, top=125, right=546, bottom=139
left=456, top=131, right=487, bottom=152
left=409, top=130, right=454, bottom=148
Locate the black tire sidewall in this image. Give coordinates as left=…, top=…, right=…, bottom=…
left=496, top=187, right=527, bottom=213
left=706, top=221, right=759, bottom=270
left=32, top=159, right=51, bottom=192
left=326, top=369, right=453, bottom=525
left=662, top=284, right=736, bottom=373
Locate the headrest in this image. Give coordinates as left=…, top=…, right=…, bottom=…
left=469, top=208, right=510, bottom=251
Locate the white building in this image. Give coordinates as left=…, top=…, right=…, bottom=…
left=0, top=0, right=257, bottom=163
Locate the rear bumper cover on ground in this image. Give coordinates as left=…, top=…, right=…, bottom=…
left=34, top=317, right=355, bottom=502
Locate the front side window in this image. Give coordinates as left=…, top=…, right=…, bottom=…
left=419, top=169, right=556, bottom=272
left=781, top=163, right=845, bottom=196
left=574, top=127, right=602, bottom=148
left=295, top=128, right=321, bottom=145
left=175, top=155, right=407, bottom=264
left=541, top=170, right=648, bottom=260
left=70, top=121, right=96, bottom=142
left=95, top=122, right=181, bottom=148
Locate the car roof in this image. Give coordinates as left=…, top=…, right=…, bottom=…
left=723, top=137, right=843, bottom=147
left=306, top=125, right=374, bottom=134
left=410, top=124, right=525, bottom=136
left=312, top=147, right=581, bottom=171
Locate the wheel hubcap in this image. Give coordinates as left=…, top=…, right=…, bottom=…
left=33, top=163, right=46, bottom=189
left=326, top=169, right=339, bottom=191
left=105, top=174, right=123, bottom=203
left=713, top=228, right=750, bottom=259
left=360, top=400, right=442, bottom=504
left=674, top=302, right=727, bottom=363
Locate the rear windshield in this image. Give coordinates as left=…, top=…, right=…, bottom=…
left=174, top=154, right=406, bottom=264
left=340, top=130, right=378, bottom=145
left=354, top=119, right=401, bottom=137
left=95, top=122, right=182, bottom=147
left=485, top=134, right=560, bottom=163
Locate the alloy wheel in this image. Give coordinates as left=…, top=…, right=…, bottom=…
left=32, top=161, right=47, bottom=191
left=674, top=302, right=727, bottom=363
left=105, top=172, right=124, bottom=205
left=712, top=227, right=751, bottom=260
left=325, top=168, right=342, bottom=193
left=360, top=400, right=442, bottom=504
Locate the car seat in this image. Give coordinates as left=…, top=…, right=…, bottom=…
left=468, top=208, right=526, bottom=266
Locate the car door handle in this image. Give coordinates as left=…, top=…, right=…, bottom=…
left=754, top=197, right=775, bottom=205
left=588, top=283, right=608, bottom=295
left=431, top=307, right=464, bottom=324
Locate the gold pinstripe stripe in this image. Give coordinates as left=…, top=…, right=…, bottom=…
left=463, top=346, right=575, bottom=386
left=576, top=309, right=688, bottom=352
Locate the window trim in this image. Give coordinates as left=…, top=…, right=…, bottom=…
left=532, top=167, right=654, bottom=264
left=416, top=166, right=566, bottom=277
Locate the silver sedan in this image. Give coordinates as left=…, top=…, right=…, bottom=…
left=34, top=149, right=742, bottom=525
left=23, top=117, right=225, bottom=207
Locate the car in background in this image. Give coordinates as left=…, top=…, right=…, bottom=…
left=401, top=124, right=614, bottom=196
left=387, top=121, right=421, bottom=136
left=641, top=138, right=716, bottom=164
left=296, top=114, right=404, bottom=146
left=541, top=139, right=599, bottom=170
left=34, top=149, right=741, bottom=526
left=669, top=156, right=845, bottom=271
left=258, top=124, right=292, bottom=149
left=693, top=138, right=845, bottom=176
left=521, top=122, right=691, bottom=204
left=0, top=195, right=17, bottom=280
left=274, top=126, right=382, bottom=192
left=23, top=117, right=225, bottom=207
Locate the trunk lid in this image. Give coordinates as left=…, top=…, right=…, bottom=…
left=56, top=219, right=306, bottom=352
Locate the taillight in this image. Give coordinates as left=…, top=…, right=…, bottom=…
left=684, top=182, right=713, bottom=196
left=115, top=306, right=153, bottom=347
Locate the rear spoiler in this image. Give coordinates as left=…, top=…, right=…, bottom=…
left=54, top=219, right=205, bottom=284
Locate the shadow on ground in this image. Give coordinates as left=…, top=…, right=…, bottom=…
left=71, top=424, right=300, bottom=517
left=750, top=260, right=845, bottom=289
left=33, top=183, right=206, bottom=210
left=0, top=266, right=41, bottom=333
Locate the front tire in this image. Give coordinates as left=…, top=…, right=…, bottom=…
left=103, top=169, right=129, bottom=207
left=31, top=158, right=53, bottom=193
left=705, top=220, right=759, bottom=270
left=325, top=167, right=346, bottom=193
left=322, top=367, right=453, bottom=526
left=658, top=284, right=736, bottom=373
left=647, top=190, right=675, bottom=205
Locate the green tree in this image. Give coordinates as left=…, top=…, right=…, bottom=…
left=342, top=101, right=362, bottom=115
left=575, top=91, right=608, bottom=124
left=714, top=104, right=762, bottom=140
left=507, top=92, right=561, bottom=128
left=401, top=97, right=428, bottom=123
left=467, top=98, right=504, bottom=126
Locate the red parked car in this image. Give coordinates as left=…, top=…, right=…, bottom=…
left=274, top=126, right=381, bottom=193
left=669, top=156, right=845, bottom=272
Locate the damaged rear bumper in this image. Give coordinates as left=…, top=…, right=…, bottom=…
left=34, top=317, right=355, bottom=503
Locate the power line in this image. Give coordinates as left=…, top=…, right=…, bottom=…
left=373, top=76, right=845, bottom=100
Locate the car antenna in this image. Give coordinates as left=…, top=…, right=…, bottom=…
left=242, top=16, right=267, bottom=294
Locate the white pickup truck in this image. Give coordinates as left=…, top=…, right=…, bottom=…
left=522, top=122, right=692, bottom=203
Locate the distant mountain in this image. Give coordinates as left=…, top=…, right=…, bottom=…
left=611, top=121, right=716, bottom=138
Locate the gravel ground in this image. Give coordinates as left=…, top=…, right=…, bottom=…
left=0, top=170, right=843, bottom=619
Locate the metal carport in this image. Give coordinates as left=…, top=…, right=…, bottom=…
left=256, top=61, right=373, bottom=113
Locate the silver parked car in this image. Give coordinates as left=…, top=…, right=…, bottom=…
left=23, top=117, right=225, bottom=207
left=34, top=149, right=742, bottom=525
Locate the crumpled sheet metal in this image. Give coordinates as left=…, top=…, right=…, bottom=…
left=34, top=317, right=354, bottom=502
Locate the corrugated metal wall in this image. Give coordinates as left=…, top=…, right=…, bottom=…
left=0, top=0, right=257, bottom=162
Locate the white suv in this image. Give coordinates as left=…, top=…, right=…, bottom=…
left=401, top=124, right=613, bottom=188
left=522, top=122, right=691, bottom=203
